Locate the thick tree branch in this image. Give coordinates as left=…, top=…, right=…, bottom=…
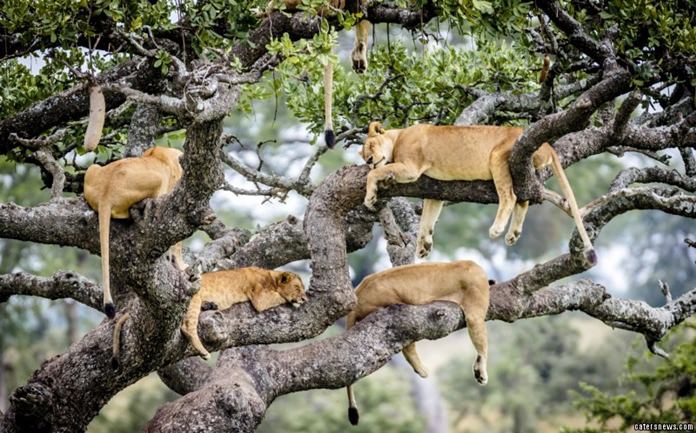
left=509, top=69, right=632, bottom=201
left=158, top=358, right=213, bottom=395
left=0, top=270, right=101, bottom=310
left=144, top=277, right=696, bottom=432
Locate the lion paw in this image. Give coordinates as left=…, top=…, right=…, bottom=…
left=413, top=365, right=429, bottom=378
left=352, top=57, right=367, bottom=74
left=364, top=193, right=378, bottom=210
left=505, top=229, right=521, bottom=246
left=416, top=236, right=432, bottom=258
left=473, top=355, right=488, bottom=385
left=488, top=225, right=504, bottom=239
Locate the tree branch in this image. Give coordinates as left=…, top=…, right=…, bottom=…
left=0, top=270, right=101, bottom=310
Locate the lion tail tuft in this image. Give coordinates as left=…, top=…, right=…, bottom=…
left=348, top=407, right=359, bottom=425
left=325, top=129, right=336, bottom=148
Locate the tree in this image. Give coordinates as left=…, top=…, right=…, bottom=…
left=1, top=0, right=695, bottom=432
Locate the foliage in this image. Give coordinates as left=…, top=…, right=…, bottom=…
left=563, top=320, right=696, bottom=433
left=438, top=316, right=632, bottom=433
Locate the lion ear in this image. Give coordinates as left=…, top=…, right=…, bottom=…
left=368, top=122, right=384, bottom=137
left=277, top=272, right=292, bottom=285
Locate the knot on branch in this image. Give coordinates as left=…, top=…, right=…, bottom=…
left=10, top=381, right=54, bottom=433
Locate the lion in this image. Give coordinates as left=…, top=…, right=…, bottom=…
left=360, top=122, right=596, bottom=264
left=180, top=267, right=307, bottom=359
left=84, top=146, right=185, bottom=318
left=345, top=260, right=492, bottom=425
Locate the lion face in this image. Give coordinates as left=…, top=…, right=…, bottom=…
left=361, top=136, right=393, bottom=169
left=275, top=272, right=307, bottom=307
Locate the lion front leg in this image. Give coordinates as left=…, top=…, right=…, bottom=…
left=504, top=201, right=529, bottom=246
left=364, top=163, right=422, bottom=210
left=416, top=199, right=444, bottom=258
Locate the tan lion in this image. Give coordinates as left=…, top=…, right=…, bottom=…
left=84, top=146, right=185, bottom=318
left=181, top=267, right=307, bottom=359
left=360, top=122, right=596, bottom=264
left=345, top=260, right=491, bottom=425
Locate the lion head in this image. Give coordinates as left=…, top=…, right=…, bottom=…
left=275, top=271, right=307, bottom=307
left=360, top=121, right=394, bottom=169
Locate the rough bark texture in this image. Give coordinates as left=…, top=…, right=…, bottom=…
left=1, top=1, right=696, bottom=432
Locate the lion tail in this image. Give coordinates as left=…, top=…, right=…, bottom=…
left=345, top=310, right=360, bottom=424
left=323, top=62, right=335, bottom=148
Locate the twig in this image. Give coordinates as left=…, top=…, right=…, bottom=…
left=101, top=84, right=185, bottom=114
left=606, top=146, right=671, bottom=164
left=659, top=280, right=673, bottom=303
left=542, top=188, right=573, bottom=218
left=33, top=149, right=66, bottom=199
left=612, top=90, right=642, bottom=137
left=680, top=148, right=696, bottom=177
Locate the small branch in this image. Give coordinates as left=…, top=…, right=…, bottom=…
left=116, top=29, right=188, bottom=80
left=609, top=167, right=696, bottom=193
left=659, top=280, right=673, bottom=303
left=542, top=188, right=573, bottom=217
left=680, top=148, right=696, bottom=176
left=0, top=270, right=102, bottom=310
left=606, top=146, right=671, bottom=164
left=612, top=90, right=642, bottom=137
left=102, top=84, right=186, bottom=115
left=535, top=0, right=615, bottom=67
left=34, top=149, right=66, bottom=199
left=9, top=128, right=68, bottom=150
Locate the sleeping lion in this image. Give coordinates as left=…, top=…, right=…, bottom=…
left=345, top=260, right=492, bottom=425
left=360, top=121, right=596, bottom=264
left=181, top=267, right=307, bottom=359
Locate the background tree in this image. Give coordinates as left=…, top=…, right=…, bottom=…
left=0, top=0, right=695, bottom=432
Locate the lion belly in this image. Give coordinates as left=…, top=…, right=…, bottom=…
left=395, top=124, right=520, bottom=181
left=354, top=261, right=487, bottom=315
left=199, top=271, right=251, bottom=310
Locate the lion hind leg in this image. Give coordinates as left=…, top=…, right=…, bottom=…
left=460, top=290, right=489, bottom=385
left=488, top=150, right=517, bottom=239
left=465, top=315, right=488, bottom=385
left=181, top=294, right=211, bottom=360
left=364, top=163, right=423, bottom=210
left=416, top=199, right=444, bottom=258
left=402, top=342, right=429, bottom=378
left=351, top=20, right=371, bottom=73
left=504, top=201, right=529, bottom=246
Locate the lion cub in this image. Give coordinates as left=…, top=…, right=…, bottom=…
left=181, top=267, right=307, bottom=359
left=360, top=122, right=596, bottom=265
left=345, top=260, right=491, bottom=425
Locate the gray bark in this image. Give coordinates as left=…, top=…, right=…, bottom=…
left=1, top=1, right=696, bottom=432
